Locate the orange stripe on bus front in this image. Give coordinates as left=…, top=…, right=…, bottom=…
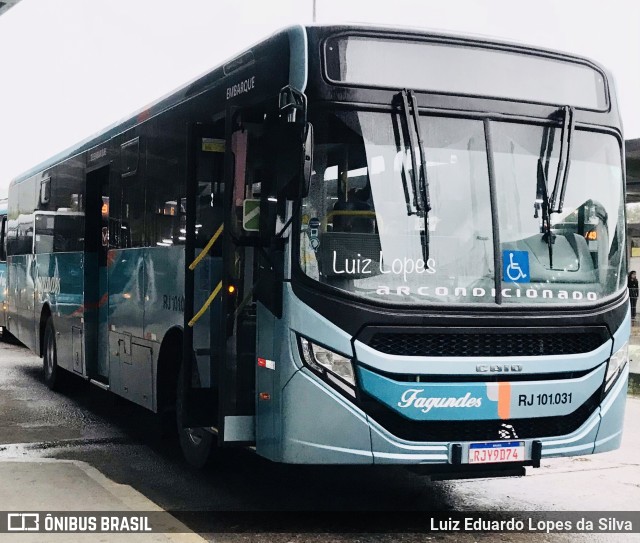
left=498, top=382, right=511, bottom=420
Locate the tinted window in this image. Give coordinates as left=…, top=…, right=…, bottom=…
left=49, top=159, right=85, bottom=213
left=119, top=137, right=145, bottom=247
left=145, top=127, right=187, bottom=248
left=121, top=137, right=139, bottom=177
left=7, top=178, right=36, bottom=256
left=34, top=213, right=84, bottom=253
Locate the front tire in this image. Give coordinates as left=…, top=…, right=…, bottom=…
left=176, top=363, right=215, bottom=468
left=43, top=319, right=61, bottom=390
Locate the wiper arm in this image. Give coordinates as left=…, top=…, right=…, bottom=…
left=407, top=90, right=431, bottom=216
left=550, top=105, right=574, bottom=214
left=399, top=89, right=431, bottom=262
left=399, top=90, right=422, bottom=215
left=536, top=154, right=555, bottom=268
left=534, top=106, right=575, bottom=270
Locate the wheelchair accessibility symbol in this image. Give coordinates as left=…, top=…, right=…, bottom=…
left=502, top=250, right=529, bottom=283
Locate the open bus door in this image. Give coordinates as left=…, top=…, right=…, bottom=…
left=84, top=164, right=111, bottom=384
left=181, top=122, right=226, bottom=437
left=181, top=111, right=259, bottom=455
left=180, top=91, right=310, bottom=465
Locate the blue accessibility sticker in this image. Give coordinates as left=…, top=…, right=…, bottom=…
left=502, top=250, right=529, bottom=283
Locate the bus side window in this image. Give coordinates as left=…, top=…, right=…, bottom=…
left=145, top=125, right=185, bottom=248
left=120, top=137, right=145, bottom=248
left=34, top=214, right=54, bottom=254
left=109, top=168, right=124, bottom=249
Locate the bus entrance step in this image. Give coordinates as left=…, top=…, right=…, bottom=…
left=89, top=379, right=110, bottom=391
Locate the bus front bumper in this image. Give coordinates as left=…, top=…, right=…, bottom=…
left=277, top=365, right=628, bottom=465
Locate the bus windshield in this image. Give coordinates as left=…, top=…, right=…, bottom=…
left=298, top=110, right=626, bottom=305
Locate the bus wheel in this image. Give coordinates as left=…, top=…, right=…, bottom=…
left=43, top=319, right=60, bottom=390
left=176, top=364, right=214, bottom=468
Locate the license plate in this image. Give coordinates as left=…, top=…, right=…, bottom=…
left=467, top=441, right=525, bottom=464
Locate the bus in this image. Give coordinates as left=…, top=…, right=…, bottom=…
left=4, top=25, right=629, bottom=477
left=0, top=198, right=6, bottom=334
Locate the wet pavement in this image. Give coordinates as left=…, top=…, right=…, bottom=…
left=0, top=335, right=639, bottom=542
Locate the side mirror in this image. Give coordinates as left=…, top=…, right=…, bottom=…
left=259, top=197, right=278, bottom=245
left=262, top=123, right=304, bottom=200
left=262, top=121, right=313, bottom=201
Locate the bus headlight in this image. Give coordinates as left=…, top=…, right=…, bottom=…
left=605, top=341, right=628, bottom=392
left=298, top=336, right=356, bottom=391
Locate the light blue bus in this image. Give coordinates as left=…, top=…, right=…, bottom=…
left=4, top=25, right=629, bottom=477
left=0, top=198, right=7, bottom=333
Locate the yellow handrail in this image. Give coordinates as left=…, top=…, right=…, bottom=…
left=188, top=281, right=222, bottom=327
left=188, top=223, right=224, bottom=271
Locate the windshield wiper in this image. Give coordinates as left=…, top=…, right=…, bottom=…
left=550, top=105, right=574, bottom=214
left=534, top=106, right=575, bottom=269
left=536, top=150, right=555, bottom=268
left=398, top=89, right=431, bottom=262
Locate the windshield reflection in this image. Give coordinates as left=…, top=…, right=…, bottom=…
left=298, top=111, right=625, bottom=306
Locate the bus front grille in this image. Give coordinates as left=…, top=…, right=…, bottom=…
left=365, top=328, right=608, bottom=357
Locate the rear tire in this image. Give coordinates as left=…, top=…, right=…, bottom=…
left=176, top=363, right=215, bottom=468
left=43, top=319, right=61, bottom=390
